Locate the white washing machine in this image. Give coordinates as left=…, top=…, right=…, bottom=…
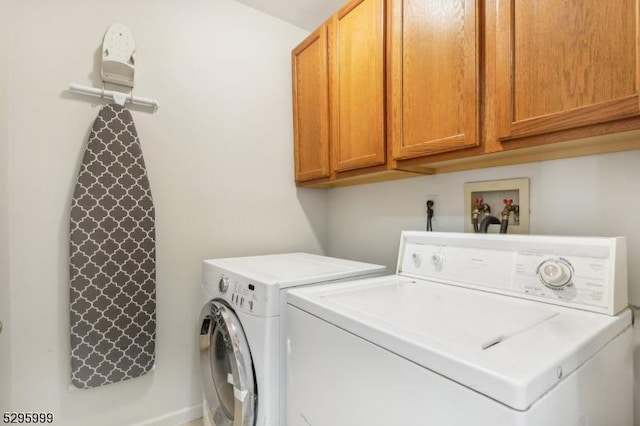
left=198, top=252, right=385, bottom=426
left=286, top=232, right=634, bottom=426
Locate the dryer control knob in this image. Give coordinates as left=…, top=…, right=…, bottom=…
left=538, top=258, right=573, bottom=289
left=219, top=276, right=229, bottom=293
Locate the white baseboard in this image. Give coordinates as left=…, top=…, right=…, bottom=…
left=132, top=403, right=202, bottom=426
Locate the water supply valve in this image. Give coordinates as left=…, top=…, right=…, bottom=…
left=501, top=199, right=520, bottom=224
left=464, top=178, right=530, bottom=234
left=473, top=198, right=491, bottom=217
left=472, top=198, right=492, bottom=233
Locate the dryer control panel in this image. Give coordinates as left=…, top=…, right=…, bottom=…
left=219, top=273, right=259, bottom=313
left=397, top=232, right=627, bottom=315
left=202, top=263, right=281, bottom=317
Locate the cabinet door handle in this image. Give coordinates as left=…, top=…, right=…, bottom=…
left=0, top=320, right=3, bottom=334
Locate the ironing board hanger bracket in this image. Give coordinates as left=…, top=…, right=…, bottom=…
left=68, top=83, right=159, bottom=111
left=68, top=23, right=159, bottom=112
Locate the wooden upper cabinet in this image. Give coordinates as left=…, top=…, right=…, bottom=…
left=329, top=0, right=386, bottom=173
left=390, top=0, right=480, bottom=160
left=292, top=26, right=330, bottom=183
left=496, top=0, right=640, bottom=141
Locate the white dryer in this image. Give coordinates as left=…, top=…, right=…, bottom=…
left=199, top=252, right=385, bottom=426
left=286, top=232, right=634, bottom=426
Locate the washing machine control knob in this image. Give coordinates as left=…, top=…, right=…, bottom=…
left=538, top=258, right=573, bottom=289
left=218, top=276, right=229, bottom=293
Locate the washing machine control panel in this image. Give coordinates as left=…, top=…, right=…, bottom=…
left=397, top=232, right=627, bottom=315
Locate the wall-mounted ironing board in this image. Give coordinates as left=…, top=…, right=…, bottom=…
left=69, top=24, right=157, bottom=389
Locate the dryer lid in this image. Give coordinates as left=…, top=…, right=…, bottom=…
left=287, top=276, right=632, bottom=410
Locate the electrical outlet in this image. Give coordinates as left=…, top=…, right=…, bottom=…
left=425, top=194, right=439, bottom=211
left=425, top=194, right=439, bottom=230
left=463, top=178, right=530, bottom=234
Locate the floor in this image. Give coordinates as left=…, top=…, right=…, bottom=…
left=181, top=418, right=203, bottom=426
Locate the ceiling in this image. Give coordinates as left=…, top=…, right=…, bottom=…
left=234, top=0, right=345, bottom=31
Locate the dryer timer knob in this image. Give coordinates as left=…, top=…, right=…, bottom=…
left=218, top=276, right=229, bottom=293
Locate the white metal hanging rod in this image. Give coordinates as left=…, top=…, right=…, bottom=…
left=69, top=83, right=159, bottom=112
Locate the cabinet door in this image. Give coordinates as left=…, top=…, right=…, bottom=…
left=330, top=0, right=386, bottom=172
left=496, top=0, right=640, bottom=141
left=292, top=26, right=330, bottom=182
left=390, top=0, right=480, bottom=160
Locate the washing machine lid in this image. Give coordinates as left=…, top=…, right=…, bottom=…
left=287, top=275, right=632, bottom=411
left=204, top=253, right=385, bottom=288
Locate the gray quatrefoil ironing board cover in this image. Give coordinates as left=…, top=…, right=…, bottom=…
left=69, top=104, right=156, bottom=389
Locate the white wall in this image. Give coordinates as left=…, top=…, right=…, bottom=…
left=4, top=0, right=325, bottom=424
left=0, top=0, right=11, bottom=411
left=326, top=149, right=640, bottom=424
